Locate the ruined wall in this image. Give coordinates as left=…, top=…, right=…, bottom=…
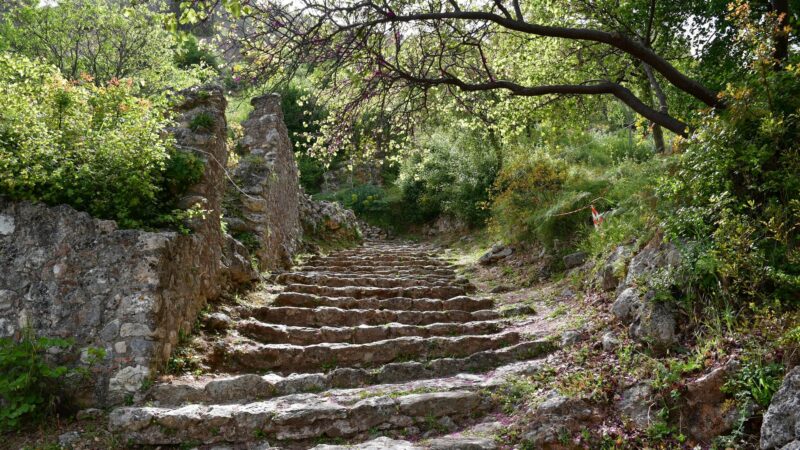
left=225, top=94, right=302, bottom=270
left=0, top=85, right=250, bottom=406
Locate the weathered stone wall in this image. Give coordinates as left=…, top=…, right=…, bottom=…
left=0, top=85, right=241, bottom=406
left=225, top=94, right=302, bottom=270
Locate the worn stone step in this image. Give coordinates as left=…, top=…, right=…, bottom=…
left=311, top=254, right=445, bottom=263
left=290, top=271, right=458, bottom=285
left=299, top=265, right=456, bottom=277
left=237, top=319, right=506, bottom=345
left=244, top=306, right=500, bottom=327
left=145, top=341, right=553, bottom=406
left=110, top=390, right=489, bottom=445
left=333, top=247, right=436, bottom=255
left=284, top=284, right=466, bottom=300
left=309, top=258, right=448, bottom=268
left=273, top=293, right=493, bottom=312
left=276, top=273, right=454, bottom=288
left=224, top=332, right=521, bottom=373
left=312, top=435, right=498, bottom=450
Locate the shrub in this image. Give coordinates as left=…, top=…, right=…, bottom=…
left=660, top=64, right=800, bottom=310
left=0, top=53, right=198, bottom=229
left=489, top=148, right=578, bottom=246
left=0, top=333, right=91, bottom=432
left=397, top=126, right=499, bottom=227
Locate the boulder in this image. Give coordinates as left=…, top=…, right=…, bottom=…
left=520, top=391, right=602, bottom=448
left=761, top=366, right=800, bottom=449
left=596, top=245, right=632, bottom=291
left=611, top=287, right=642, bottom=323
left=617, top=382, right=656, bottom=428
left=562, top=251, right=588, bottom=269
left=623, top=240, right=681, bottom=288
left=612, top=288, right=677, bottom=353
left=299, top=193, right=361, bottom=251
left=680, top=362, right=740, bottom=443
left=629, top=299, right=677, bottom=353
left=601, top=332, right=619, bottom=352
left=479, top=245, right=513, bottom=266
left=205, top=312, right=234, bottom=332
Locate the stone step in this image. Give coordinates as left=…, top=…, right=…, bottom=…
left=109, top=390, right=489, bottom=445
left=310, top=255, right=445, bottom=264
left=299, top=266, right=456, bottom=277
left=311, top=436, right=497, bottom=450
left=237, top=318, right=506, bottom=345
left=289, top=271, right=459, bottom=285
left=333, top=247, right=436, bottom=255
left=273, top=293, right=493, bottom=312
left=309, top=258, right=448, bottom=268
left=223, top=332, right=521, bottom=373
left=283, top=284, right=467, bottom=300
left=244, top=306, right=500, bottom=327
left=145, top=341, right=553, bottom=406
left=276, top=273, right=454, bottom=288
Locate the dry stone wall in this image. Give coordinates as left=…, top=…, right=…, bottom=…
left=0, top=85, right=260, bottom=406
left=225, top=94, right=302, bottom=270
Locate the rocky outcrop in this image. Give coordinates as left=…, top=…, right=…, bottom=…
left=479, top=243, right=513, bottom=266
left=520, top=391, right=603, bottom=448
left=610, top=239, right=681, bottom=352
left=299, top=193, right=361, bottom=251
left=226, top=93, right=302, bottom=270
left=762, top=365, right=800, bottom=449
left=595, top=244, right=632, bottom=291
left=678, top=362, right=740, bottom=443
left=0, top=86, right=236, bottom=406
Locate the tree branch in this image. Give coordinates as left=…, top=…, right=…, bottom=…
left=390, top=72, right=689, bottom=136
left=361, top=9, right=722, bottom=108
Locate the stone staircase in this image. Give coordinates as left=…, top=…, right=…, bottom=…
left=109, top=240, right=553, bottom=448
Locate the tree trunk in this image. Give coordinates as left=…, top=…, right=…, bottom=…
left=771, top=0, right=790, bottom=66
left=643, top=64, right=670, bottom=152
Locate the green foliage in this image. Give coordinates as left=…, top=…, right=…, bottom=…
left=724, top=360, right=784, bottom=408
left=0, top=333, right=80, bottom=432
left=175, top=34, right=220, bottom=71
left=189, top=112, right=215, bottom=132
left=397, top=126, right=499, bottom=227
left=0, top=0, right=210, bottom=91
left=279, top=83, right=329, bottom=193
left=660, top=63, right=800, bottom=310
left=329, top=183, right=390, bottom=221
left=0, top=53, right=200, bottom=229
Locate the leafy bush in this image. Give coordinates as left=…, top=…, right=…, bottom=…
left=0, top=333, right=82, bottom=431
left=660, top=65, right=800, bottom=309
left=0, top=53, right=200, bottom=229
left=486, top=126, right=663, bottom=251
left=397, top=127, right=499, bottom=227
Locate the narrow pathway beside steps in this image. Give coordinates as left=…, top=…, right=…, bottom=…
left=109, top=240, right=554, bottom=449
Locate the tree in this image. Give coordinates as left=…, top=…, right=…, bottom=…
left=0, top=0, right=194, bottom=89
left=229, top=0, right=740, bottom=149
